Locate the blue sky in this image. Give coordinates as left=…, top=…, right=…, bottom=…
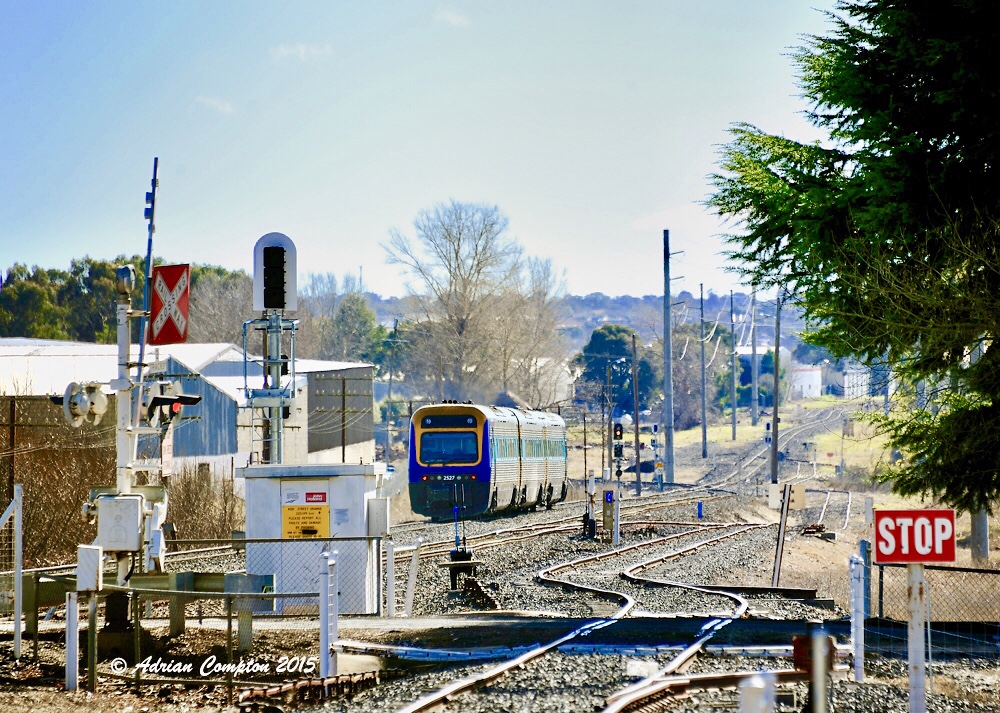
left=1, top=1, right=834, bottom=299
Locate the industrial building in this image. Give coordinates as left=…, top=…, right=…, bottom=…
left=0, top=337, right=376, bottom=477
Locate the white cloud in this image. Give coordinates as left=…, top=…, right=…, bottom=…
left=194, top=96, right=235, bottom=115
left=270, top=43, right=333, bottom=62
left=434, top=8, right=469, bottom=27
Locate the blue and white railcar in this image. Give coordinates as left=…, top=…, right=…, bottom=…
left=408, top=403, right=568, bottom=519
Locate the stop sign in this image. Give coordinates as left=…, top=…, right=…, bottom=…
left=873, top=509, right=955, bottom=564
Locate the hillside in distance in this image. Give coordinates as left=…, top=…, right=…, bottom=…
left=368, top=290, right=806, bottom=354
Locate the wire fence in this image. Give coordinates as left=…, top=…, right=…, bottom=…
left=869, top=563, right=1000, bottom=658
left=165, top=536, right=383, bottom=615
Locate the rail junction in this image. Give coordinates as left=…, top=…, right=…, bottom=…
left=11, top=406, right=889, bottom=711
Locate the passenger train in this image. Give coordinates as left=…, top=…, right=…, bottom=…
left=408, top=402, right=569, bottom=520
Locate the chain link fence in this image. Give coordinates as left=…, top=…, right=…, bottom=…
left=164, top=536, right=383, bottom=615
left=869, top=563, right=1000, bottom=657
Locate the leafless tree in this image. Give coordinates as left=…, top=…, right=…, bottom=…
left=500, top=258, right=569, bottom=407
left=385, top=201, right=523, bottom=400
left=187, top=271, right=254, bottom=345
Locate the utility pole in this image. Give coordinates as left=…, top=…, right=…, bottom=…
left=751, top=289, right=759, bottom=427
left=840, top=415, right=847, bottom=475
left=600, top=383, right=606, bottom=474
left=632, top=334, right=641, bottom=496
left=770, top=291, right=782, bottom=484
left=606, top=364, right=613, bottom=473
left=730, top=290, right=737, bottom=440
left=699, top=284, right=707, bottom=459
left=883, top=354, right=890, bottom=416
left=698, top=284, right=708, bottom=458
left=662, top=229, right=676, bottom=484
left=969, top=340, right=989, bottom=562
left=385, top=319, right=398, bottom=468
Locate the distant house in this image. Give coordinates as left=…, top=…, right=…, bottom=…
left=843, top=361, right=873, bottom=400
left=789, top=365, right=823, bottom=399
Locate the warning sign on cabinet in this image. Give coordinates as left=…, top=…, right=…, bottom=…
left=281, top=505, right=330, bottom=539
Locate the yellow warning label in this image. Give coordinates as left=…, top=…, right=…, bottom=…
left=281, top=505, right=330, bottom=539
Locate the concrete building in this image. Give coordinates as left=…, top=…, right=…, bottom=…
left=788, top=365, right=823, bottom=400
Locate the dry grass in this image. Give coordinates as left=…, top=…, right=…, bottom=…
left=166, top=466, right=245, bottom=540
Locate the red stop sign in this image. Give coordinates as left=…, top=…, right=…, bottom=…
left=874, top=509, right=955, bottom=564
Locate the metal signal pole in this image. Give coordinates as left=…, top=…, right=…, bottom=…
left=133, top=157, right=159, bottom=427
left=606, top=364, right=613, bottom=472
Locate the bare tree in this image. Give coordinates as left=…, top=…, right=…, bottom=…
left=187, top=271, right=254, bottom=344
left=296, top=272, right=340, bottom=358
left=385, top=201, right=523, bottom=400
left=504, top=258, right=569, bottom=407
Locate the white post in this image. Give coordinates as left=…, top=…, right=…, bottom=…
left=811, top=625, right=828, bottom=713
left=65, top=592, right=79, bottom=690
left=738, top=671, right=775, bottom=713
left=586, top=470, right=595, bottom=522
left=849, top=554, right=865, bottom=682
left=404, top=538, right=421, bottom=617
left=13, top=484, right=22, bottom=660
left=319, top=552, right=329, bottom=678
left=319, top=551, right=338, bottom=678
left=908, top=563, right=927, bottom=713
left=386, top=539, right=396, bottom=618
left=330, top=552, right=338, bottom=676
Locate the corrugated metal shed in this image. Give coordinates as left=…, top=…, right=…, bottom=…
left=3, top=338, right=376, bottom=466
left=307, top=366, right=374, bottom=457
left=139, top=356, right=238, bottom=458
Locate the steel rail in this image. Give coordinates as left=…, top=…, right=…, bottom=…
left=605, top=668, right=809, bottom=713
left=393, top=524, right=760, bottom=713
left=602, top=523, right=834, bottom=713
left=601, top=532, right=759, bottom=711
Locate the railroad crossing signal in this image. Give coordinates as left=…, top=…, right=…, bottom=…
left=149, top=264, right=190, bottom=345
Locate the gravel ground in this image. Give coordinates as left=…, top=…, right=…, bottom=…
left=7, top=409, right=1000, bottom=712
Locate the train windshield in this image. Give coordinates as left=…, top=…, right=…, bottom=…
left=419, top=431, right=479, bottom=464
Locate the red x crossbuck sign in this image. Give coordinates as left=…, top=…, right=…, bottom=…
left=149, top=264, right=190, bottom=345
left=874, top=508, right=956, bottom=564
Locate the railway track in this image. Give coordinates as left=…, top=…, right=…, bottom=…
left=367, top=410, right=847, bottom=711
left=389, top=523, right=782, bottom=713
left=11, top=407, right=849, bottom=713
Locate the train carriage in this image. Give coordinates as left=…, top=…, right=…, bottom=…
left=409, top=402, right=568, bottom=520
